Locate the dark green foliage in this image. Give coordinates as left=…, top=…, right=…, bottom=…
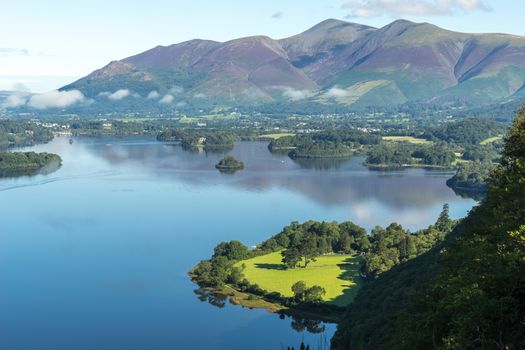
left=289, top=141, right=354, bottom=159
left=291, top=281, right=326, bottom=304
left=0, top=152, right=62, bottom=177
left=269, top=128, right=380, bottom=159
left=462, top=144, right=500, bottom=162
left=157, top=129, right=237, bottom=151
left=0, top=120, right=54, bottom=149
left=192, top=241, right=249, bottom=288
left=213, top=240, right=248, bottom=261
left=291, top=281, right=307, bottom=301
left=366, top=142, right=456, bottom=167
left=446, top=161, right=496, bottom=193
left=365, top=144, right=412, bottom=166
left=332, top=106, right=525, bottom=350
left=423, top=118, right=507, bottom=145
left=215, top=156, right=244, bottom=170
left=282, top=246, right=302, bottom=269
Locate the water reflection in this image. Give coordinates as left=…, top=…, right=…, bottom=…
left=291, top=157, right=351, bottom=170
left=79, top=138, right=474, bottom=210
left=193, top=287, right=332, bottom=335
left=0, top=160, right=61, bottom=178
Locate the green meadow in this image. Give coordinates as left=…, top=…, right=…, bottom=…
left=480, top=135, right=503, bottom=145
left=235, top=251, right=362, bottom=307
left=258, top=133, right=296, bottom=140
left=382, top=135, right=431, bottom=144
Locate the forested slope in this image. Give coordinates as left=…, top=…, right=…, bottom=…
left=332, top=107, right=525, bottom=349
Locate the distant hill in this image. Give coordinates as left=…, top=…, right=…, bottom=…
left=54, top=19, right=525, bottom=111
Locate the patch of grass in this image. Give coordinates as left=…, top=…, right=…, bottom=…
left=258, top=133, right=296, bottom=140
left=480, top=135, right=503, bottom=145
left=382, top=136, right=431, bottom=144
left=236, top=251, right=362, bottom=306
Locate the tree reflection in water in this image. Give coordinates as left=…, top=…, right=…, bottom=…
left=193, top=288, right=329, bottom=334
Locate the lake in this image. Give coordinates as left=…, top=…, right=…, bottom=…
left=0, top=136, right=477, bottom=350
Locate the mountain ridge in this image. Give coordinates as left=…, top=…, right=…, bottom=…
left=61, top=19, right=525, bottom=110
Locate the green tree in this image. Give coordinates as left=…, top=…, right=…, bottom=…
left=282, top=246, right=302, bottom=269
left=303, top=285, right=326, bottom=303
left=435, top=203, right=453, bottom=233
left=213, top=240, right=248, bottom=261
left=291, top=281, right=307, bottom=302
left=301, top=234, right=318, bottom=268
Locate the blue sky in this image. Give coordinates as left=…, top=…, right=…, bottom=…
left=1, top=0, right=523, bottom=92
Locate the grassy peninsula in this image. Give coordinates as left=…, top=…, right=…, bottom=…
left=191, top=207, right=455, bottom=320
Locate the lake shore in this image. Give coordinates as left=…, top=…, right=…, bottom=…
left=188, top=268, right=346, bottom=323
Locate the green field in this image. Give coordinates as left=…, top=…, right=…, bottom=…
left=480, top=135, right=503, bottom=145
left=258, top=133, right=296, bottom=140
left=235, top=251, right=362, bottom=306
left=382, top=136, right=431, bottom=144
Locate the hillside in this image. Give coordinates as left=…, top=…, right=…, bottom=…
left=331, top=107, right=525, bottom=349
left=58, top=19, right=525, bottom=111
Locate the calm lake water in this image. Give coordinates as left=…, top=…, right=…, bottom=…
left=0, top=137, right=477, bottom=350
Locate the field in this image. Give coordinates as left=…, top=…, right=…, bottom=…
left=258, top=133, right=296, bottom=139
left=235, top=251, right=362, bottom=306
left=480, top=135, right=503, bottom=145
left=382, top=136, right=431, bottom=144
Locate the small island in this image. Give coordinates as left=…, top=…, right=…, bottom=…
left=215, top=156, right=244, bottom=172
left=0, top=151, right=62, bottom=177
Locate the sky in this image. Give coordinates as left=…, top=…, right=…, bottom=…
left=1, top=0, right=524, bottom=92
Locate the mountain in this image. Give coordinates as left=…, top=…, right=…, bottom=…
left=61, top=19, right=525, bottom=110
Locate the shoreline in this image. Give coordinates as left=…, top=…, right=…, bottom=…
left=188, top=268, right=346, bottom=324
left=364, top=162, right=455, bottom=170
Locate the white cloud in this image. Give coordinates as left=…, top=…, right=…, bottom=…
left=169, top=86, right=184, bottom=94
left=12, top=82, right=30, bottom=92
left=275, top=86, right=315, bottom=101
left=147, top=90, right=160, bottom=99
left=159, top=94, right=174, bottom=104
left=342, top=0, right=491, bottom=18
left=27, top=90, right=86, bottom=109
left=107, top=89, right=130, bottom=100
left=194, top=93, right=206, bottom=99
left=3, top=93, right=29, bottom=108
left=325, top=86, right=351, bottom=98
left=271, top=11, right=283, bottom=19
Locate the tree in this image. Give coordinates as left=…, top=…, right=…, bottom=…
left=435, top=203, right=453, bottom=233
left=282, top=246, right=302, bottom=269
left=301, top=234, right=318, bottom=268
left=291, top=281, right=307, bottom=302
left=208, top=256, right=232, bottom=288
left=303, top=285, right=326, bottom=303
left=213, top=240, right=248, bottom=261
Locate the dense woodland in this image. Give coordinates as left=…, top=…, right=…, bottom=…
left=157, top=129, right=238, bottom=151
left=269, top=129, right=380, bottom=159
left=0, top=120, right=54, bottom=149
left=332, top=107, right=525, bottom=349
left=0, top=151, right=61, bottom=177
left=421, top=118, right=507, bottom=144
left=365, top=142, right=457, bottom=167
left=446, top=161, right=496, bottom=193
